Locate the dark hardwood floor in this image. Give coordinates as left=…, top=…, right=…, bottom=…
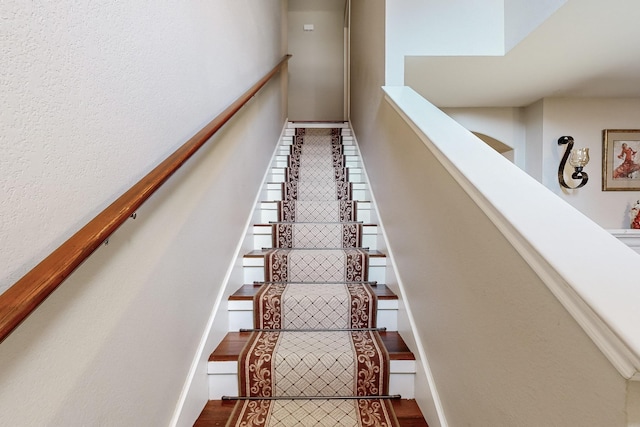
left=210, top=331, right=414, bottom=362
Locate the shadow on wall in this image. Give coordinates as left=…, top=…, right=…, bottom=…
left=473, top=131, right=514, bottom=162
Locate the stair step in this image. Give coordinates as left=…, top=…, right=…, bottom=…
left=243, top=249, right=387, bottom=284
left=228, top=283, right=399, bottom=331
left=259, top=200, right=373, bottom=223
left=207, top=331, right=416, bottom=399
left=210, top=331, right=413, bottom=361
left=253, top=223, right=378, bottom=250
left=265, top=181, right=369, bottom=201
left=229, top=283, right=397, bottom=300
left=274, top=143, right=359, bottom=157
left=208, top=125, right=420, bottom=423
left=270, top=155, right=361, bottom=168
left=269, top=166, right=364, bottom=183
left=194, top=398, right=428, bottom=427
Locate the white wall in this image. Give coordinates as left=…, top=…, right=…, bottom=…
left=363, top=89, right=629, bottom=426
left=350, top=2, right=443, bottom=426
left=288, top=0, right=346, bottom=121
left=441, top=98, right=640, bottom=230
left=524, top=100, right=545, bottom=182
left=504, top=0, right=567, bottom=52
left=385, top=0, right=504, bottom=85
left=0, top=1, right=286, bottom=425
left=541, top=98, right=640, bottom=229
left=442, top=107, right=525, bottom=168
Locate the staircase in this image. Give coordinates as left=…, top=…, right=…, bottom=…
left=195, top=123, right=427, bottom=426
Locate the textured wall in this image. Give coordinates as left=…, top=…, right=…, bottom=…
left=1, top=0, right=282, bottom=294
left=0, top=1, right=286, bottom=425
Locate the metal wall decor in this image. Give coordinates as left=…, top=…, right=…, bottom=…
left=558, top=136, right=590, bottom=189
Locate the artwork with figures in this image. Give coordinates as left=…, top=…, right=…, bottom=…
left=613, top=140, right=640, bottom=179
left=602, top=129, right=640, bottom=190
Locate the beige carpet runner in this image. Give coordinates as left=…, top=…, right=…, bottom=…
left=228, top=127, right=400, bottom=426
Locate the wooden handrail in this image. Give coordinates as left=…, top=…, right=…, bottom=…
left=0, top=54, right=292, bottom=344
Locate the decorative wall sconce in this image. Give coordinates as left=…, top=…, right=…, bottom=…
left=558, top=136, right=589, bottom=189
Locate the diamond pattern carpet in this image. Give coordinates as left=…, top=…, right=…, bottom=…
left=229, top=127, right=399, bottom=426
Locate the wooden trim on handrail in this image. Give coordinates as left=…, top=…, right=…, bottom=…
left=0, top=54, right=292, bottom=344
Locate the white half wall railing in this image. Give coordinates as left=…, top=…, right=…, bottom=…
left=383, top=85, right=640, bottom=381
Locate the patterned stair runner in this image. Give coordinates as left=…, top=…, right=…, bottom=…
left=271, top=222, right=363, bottom=249
left=229, top=127, right=400, bottom=426
left=254, top=283, right=377, bottom=329
left=265, top=248, right=369, bottom=282
left=275, top=200, right=357, bottom=222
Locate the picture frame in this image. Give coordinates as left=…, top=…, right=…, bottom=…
left=602, top=129, right=640, bottom=191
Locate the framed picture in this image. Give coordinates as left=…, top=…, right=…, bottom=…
left=602, top=129, right=640, bottom=191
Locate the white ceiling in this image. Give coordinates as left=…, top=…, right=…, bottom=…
left=405, top=0, right=640, bottom=108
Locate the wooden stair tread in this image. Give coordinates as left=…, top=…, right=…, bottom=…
left=210, top=331, right=415, bottom=362
left=194, top=398, right=428, bottom=426
left=229, top=283, right=398, bottom=300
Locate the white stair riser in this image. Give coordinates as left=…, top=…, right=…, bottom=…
left=264, top=183, right=369, bottom=202
left=252, top=234, right=377, bottom=251
left=270, top=156, right=361, bottom=170
left=259, top=201, right=373, bottom=224
left=275, top=146, right=358, bottom=156
left=228, top=300, right=398, bottom=332
left=269, top=168, right=364, bottom=183
left=252, top=225, right=378, bottom=250
left=207, top=360, right=415, bottom=399
left=275, top=144, right=358, bottom=156
left=285, top=122, right=350, bottom=131
left=280, top=140, right=356, bottom=148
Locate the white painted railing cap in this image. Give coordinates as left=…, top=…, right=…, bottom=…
left=383, top=85, right=640, bottom=380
